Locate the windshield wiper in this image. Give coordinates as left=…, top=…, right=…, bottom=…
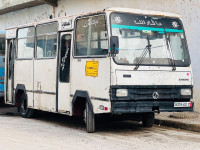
left=166, top=38, right=176, bottom=71
left=164, top=32, right=176, bottom=71
left=134, top=43, right=151, bottom=70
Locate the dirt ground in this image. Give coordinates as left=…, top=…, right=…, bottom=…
left=0, top=105, right=200, bottom=150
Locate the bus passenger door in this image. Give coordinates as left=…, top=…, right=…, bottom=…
left=58, top=32, right=72, bottom=113
left=6, top=39, right=14, bottom=104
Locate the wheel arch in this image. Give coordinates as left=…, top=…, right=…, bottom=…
left=72, top=90, right=93, bottom=116
left=15, top=84, right=27, bottom=106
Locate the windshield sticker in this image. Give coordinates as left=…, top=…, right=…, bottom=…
left=83, top=18, right=99, bottom=28
left=85, top=61, right=98, bottom=77
left=113, top=16, right=123, bottom=24
left=172, top=21, right=179, bottom=28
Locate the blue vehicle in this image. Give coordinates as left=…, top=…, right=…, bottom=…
left=0, top=31, right=5, bottom=100
left=0, top=56, right=5, bottom=98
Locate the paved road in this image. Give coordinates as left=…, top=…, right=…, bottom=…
left=0, top=106, right=200, bottom=150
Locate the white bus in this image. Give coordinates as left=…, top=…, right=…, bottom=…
left=5, top=7, right=193, bottom=132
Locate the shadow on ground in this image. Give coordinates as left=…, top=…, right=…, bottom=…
left=0, top=105, right=147, bottom=133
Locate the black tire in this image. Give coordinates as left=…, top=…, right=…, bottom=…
left=0, top=97, right=4, bottom=105
left=142, top=113, right=154, bottom=128
left=19, top=93, right=34, bottom=118
left=86, top=101, right=95, bottom=133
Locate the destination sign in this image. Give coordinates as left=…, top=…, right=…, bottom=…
left=111, top=12, right=183, bottom=31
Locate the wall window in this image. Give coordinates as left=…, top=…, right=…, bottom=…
left=17, top=27, right=35, bottom=59
left=75, top=15, right=108, bottom=57
left=36, top=22, right=58, bottom=58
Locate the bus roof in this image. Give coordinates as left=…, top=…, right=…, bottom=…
left=106, top=7, right=182, bottom=18
left=5, top=7, right=182, bottom=38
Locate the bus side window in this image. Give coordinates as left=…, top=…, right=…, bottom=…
left=60, top=35, right=71, bottom=83
left=36, top=22, right=58, bottom=59
left=17, top=27, right=35, bottom=59
left=75, top=15, right=108, bottom=57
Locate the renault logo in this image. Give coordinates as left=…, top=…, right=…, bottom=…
left=152, top=92, right=159, bottom=99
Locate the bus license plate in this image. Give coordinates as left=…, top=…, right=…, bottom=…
left=174, top=102, right=190, bottom=107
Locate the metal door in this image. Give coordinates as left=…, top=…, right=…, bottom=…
left=57, top=32, right=72, bottom=113
left=6, top=39, right=14, bottom=104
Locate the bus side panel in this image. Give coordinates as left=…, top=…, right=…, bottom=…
left=34, top=94, right=56, bottom=112
left=70, top=57, right=111, bottom=114
left=34, top=59, right=57, bottom=112
left=14, top=60, right=34, bottom=107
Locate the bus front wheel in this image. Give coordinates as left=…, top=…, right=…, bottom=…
left=142, top=112, right=154, bottom=128
left=85, top=101, right=95, bottom=133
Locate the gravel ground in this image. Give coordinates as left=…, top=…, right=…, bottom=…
left=0, top=106, right=200, bottom=150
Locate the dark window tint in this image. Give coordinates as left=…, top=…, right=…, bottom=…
left=0, top=33, right=6, bottom=56
left=8, top=41, right=13, bottom=79
left=60, top=34, right=71, bottom=82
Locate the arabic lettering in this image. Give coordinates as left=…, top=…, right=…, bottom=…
left=134, top=18, right=162, bottom=26
left=134, top=19, right=146, bottom=25
left=155, top=21, right=162, bottom=26
left=147, top=20, right=156, bottom=26
left=83, top=18, right=99, bottom=28
left=61, top=47, right=69, bottom=71
left=61, top=19, right=72, bottom=29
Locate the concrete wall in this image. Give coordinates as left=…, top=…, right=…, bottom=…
left=0, top=0, right=199, bottom=111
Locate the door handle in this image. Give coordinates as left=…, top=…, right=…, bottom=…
left=37, top=82, right=41, bottom=91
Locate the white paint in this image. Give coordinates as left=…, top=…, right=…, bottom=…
left=116, top=70, right=192, bottom=86
left=33, top=57, right=57, bottom=111
left=70, top=57, right=111, bottom=114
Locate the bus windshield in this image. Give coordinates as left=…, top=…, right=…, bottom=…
left=110, top=12, right=190, bottom=67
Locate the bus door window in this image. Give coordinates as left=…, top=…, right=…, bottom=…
left=60, top=34, right=71, bottom=82
left=8, top=41, right=13, bottom=79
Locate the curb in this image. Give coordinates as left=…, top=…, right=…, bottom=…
left=154, top=118, right=200, bottom=132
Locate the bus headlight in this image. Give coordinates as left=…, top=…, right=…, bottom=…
left=116, top=89, right=128, bottom=97
left=180, top=89, right=191, bottom=96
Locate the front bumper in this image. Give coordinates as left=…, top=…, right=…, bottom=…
left=111, top=101, right=194, bottom=114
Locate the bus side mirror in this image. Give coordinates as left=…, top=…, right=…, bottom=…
left=110, top=36, right=119, bottom=55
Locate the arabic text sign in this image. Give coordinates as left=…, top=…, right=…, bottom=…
left=111, top=13, right=183, bottom=30
left=85, top=61, right=99, bottom=77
